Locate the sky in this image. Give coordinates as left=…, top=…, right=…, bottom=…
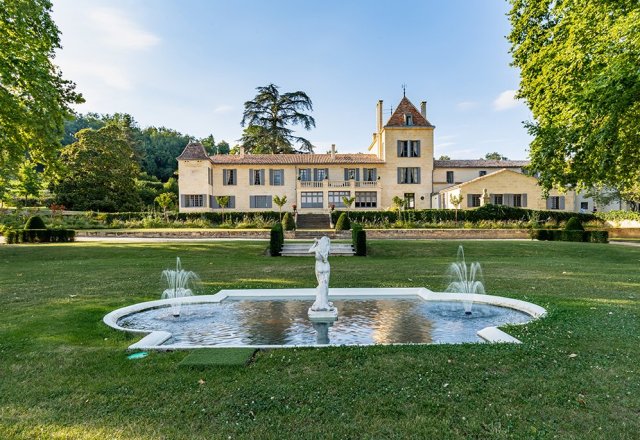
left=51, top=0, right=533, bottom=160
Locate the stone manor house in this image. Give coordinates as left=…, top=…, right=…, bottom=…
left=177, top=96, right=604, bottom=214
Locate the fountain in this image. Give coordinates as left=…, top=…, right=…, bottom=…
left=161, top=257, right=199, bottom=316
left=446, top=246, right=485, bottom=315
left=307, top=236, right=338, bottom=321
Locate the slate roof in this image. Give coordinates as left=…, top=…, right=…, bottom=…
left=434, top=159, right=530, bottom=168
left=385, top=96, right=434, bottom=128
left=208, top=153, right=384, bottom=165
left=177, top=142, right=210, bottom=160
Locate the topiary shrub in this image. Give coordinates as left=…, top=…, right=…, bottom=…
left=282, top=212, right=296, bottom=231
left=25, top=215, right=46, bottom=230
left=355, top=229, right=367, bottom=256
left=335, top=212, right=351, bottom=231
left=270, top=223, right=283, bottom=256
left=564, top=217, right=584, bottom=231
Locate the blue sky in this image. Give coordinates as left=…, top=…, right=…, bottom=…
left=52, top=0, right=532, bottom=160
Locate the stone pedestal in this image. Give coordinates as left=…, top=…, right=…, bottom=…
left=308, top=307, right=338, bottom=321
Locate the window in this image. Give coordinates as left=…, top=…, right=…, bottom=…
left=329, top=191, right=350, bottom=208
left=547, top=196, right=565, bottom=210
left=397, top=140, right=420, bottom=157
left=405, top=114, right=413, bottom=126
left=301, top=191, right=323, bottom=208
left=404, top=193, right=415, bottom=209
left=182, top=194, right=204, bottom=208
left=513, top=194, right=523, bottom=207
left=207, top=168, right=213, bottom=186
left=363, top=168, right=377, bottom=181
left=270, top=169, right=284, bottom=186
left=479, top=170, right=487, bottom=177
left=355, top=191, right=377, bottom=208
left=223, top=169, right=237, bottom=185
left=468, top=194, right=481, bottom=208
left=344, top=168, right=358, bottom=180
left=493, top=194, right=503, bottom=205
left=249, top=169, right=265, bottom=185
left=299, top=168, right=311, bottom=181
left=210, top=196, right=235, bottom=209
left=314, top=168, right=328, bottom=181
left=249, top=195, right=272, bottom=209
left=398, top=167, right=420, bottom=184
left=446, top=171, right=454, bottom=184
left=581, top=201, right=589, bottom=211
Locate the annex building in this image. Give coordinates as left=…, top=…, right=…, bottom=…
left=177, top=96, right=596, bottom=214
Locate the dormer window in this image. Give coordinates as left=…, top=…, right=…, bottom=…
left=405, top=114, right=413, bottom=126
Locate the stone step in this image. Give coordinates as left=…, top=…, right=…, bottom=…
left=281, top=241, right=354, bottom=256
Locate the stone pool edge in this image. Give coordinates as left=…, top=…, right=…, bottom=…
left=102, top=288, right=547, bottom=350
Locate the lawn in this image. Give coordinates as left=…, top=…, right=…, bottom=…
left=1, top=240, right=639, bottom=439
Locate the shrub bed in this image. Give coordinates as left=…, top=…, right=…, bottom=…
left=4, top=228, right=75, bottom=244
left=530, top=229, right=608, bottom=243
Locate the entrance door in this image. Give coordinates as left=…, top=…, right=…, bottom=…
left=404, top=193, right=415, bottom=209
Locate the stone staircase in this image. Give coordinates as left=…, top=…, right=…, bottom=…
left=295, top=213, right=331, bottom=229
left=280, top=242, right=355, bottom=257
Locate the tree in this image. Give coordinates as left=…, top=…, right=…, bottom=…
left=482, top=152, right=508, bottom=161
left=14, top=160, right=43, bottom=205
left=0, top=0, right=84, bottom=178
left=342, top=196, right=355, bottom=216
left=54, top=125, right=141, bottom=212
left=273, top=195, right=287, bottom=221
left=449, top=194, right=464, bottom=223
left=155, top=192, right=177, bottom=220
left=215, top=196, right=230, bottom=223
left=392, top=196, right=406, bottom=224
left=240, top=84, right=316, bottom=154
left=438, top=155, right=451, bottom=160
left=508, top=1, right=640, bottom=194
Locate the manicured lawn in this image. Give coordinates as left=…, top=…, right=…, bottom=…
left=1, top=240, right=639, bottom=439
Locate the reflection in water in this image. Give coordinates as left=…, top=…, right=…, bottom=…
left=118, top=299, right=532, bottom=347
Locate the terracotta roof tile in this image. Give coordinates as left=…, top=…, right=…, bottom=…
left=385, top=97, right=434, bottom=127
left=177, top=142, right=210, bottom=160
left=434, top=159, right=530, bottom=168
left=208, top=153, right=384, bottom=165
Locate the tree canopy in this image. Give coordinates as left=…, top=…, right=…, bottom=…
left=0, top=0, right=83, bottom=176
left=508, top=0, right=640, bottom=197
left=54, top=125, right=141, bottom=212
left=482, top=152, right=509, bottom=161
left=240, top=84, right=316, bottom=154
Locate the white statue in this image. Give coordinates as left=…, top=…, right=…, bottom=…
left=308, top=236, right=336, bottom=317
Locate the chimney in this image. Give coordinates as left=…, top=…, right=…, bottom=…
left=330, top=144, right=336, bottom=159
left=239, top=146, right=245, bottom=157
left=376, top=100, right=383, bottom=133
left=420, top=101, right=427, bottom=119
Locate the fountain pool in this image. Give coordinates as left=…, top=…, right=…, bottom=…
left=103, top=288, right=546, bottom=350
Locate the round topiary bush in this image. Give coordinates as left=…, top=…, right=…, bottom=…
left=24, top=215, right=46, bottom=230
left=564, top=217, right=584, bottom=231
left=335, top=212, right=351, bottom=231
left=282, top=212, right=296, bottom=231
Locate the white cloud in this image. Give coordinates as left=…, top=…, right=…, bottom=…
left=456, top=101, right=479, bottom=111
left=214, top=105, right=234, bottom=114
left=61, top=60, right=133, bottom=90
left=88, top=7, right=160, bottom=51
left=438, top=142, right=456, bottom=148
left=493, top=90, right=520, bottom=111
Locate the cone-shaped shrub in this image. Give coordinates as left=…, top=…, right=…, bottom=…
left=335, top=212, right=351, bottom=231
left=564, top=217, right=584, bottom=231
left=25, top=215, right=46, bottom=230
left=282, top=212, right=296, bottom=231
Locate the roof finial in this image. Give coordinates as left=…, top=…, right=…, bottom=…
left=402, top=83, right=407, bottom=97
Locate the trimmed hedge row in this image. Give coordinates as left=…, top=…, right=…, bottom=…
left=88, top=211, right=282, bottom=225
left=331, top=204, right=597, bottom=225
left=530, top=229, right=608, bottom=243
left=270, top=223, right=284, bottom=256
left=4, top=229, right=76, bottom=244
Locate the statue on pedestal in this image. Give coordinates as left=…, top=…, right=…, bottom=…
left=308, top=236, right=337, bottom=320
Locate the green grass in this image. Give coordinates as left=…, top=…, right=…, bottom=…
left=1, top=240, right=639, bottom=439
left=179, top=348, right=257, bottom=367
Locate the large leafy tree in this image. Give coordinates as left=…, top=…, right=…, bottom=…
left=508, top=0, right=640, bottom=197
left=54, top=125, right=141, bottom=212
left=482, top=152, right=508, bottom=161
left=0, top=0, right=83, bottom=176
left=240, top=84, right=315, bottom=154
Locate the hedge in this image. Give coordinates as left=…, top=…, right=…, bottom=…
left=87, top=211, right=281, bottom=225
left=4, top=228, right=75, bottom=244
left=331, top=204, right=597, bottom=225
left=530, top=229, right=608, bottom=243
left=270, top=223, right=284, bottom=256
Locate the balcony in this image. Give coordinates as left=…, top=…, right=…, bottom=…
left=297, top=180, right=378, bottom=189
